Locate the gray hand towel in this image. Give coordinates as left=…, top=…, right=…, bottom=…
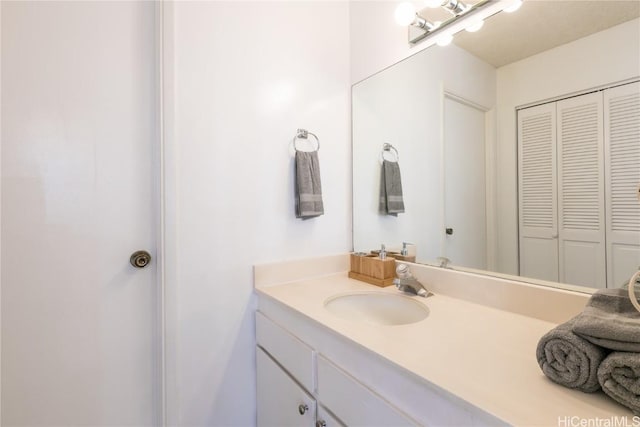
left=572, top=288, right=640, bottom=352
left=378, top=160, right=404, bottom=216
left=536, top=317, right=608, bottom=392
left=295, top=151, right=324, bottom=219
left=597, top=352, right=640, bottom=415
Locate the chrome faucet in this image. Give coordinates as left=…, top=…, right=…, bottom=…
left=393, top=263, right=432, bottom=298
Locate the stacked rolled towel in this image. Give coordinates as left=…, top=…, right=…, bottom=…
left=597, top=352, right=640, bottom=415
left=573, top=287, right=640, bottom=414
left=536, top=317, right=608, bottom=392
left=537, top=286, right=640, bottom=414
left=573, top=288, right=640, bottom=352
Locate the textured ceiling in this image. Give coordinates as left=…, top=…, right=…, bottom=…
left=451, top=0, right=640, bottom=68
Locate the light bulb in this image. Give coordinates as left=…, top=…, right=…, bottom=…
left=395, top=2, right=417, bottom=26
left=436, top=33, right=453, bottom=46
left=424, top=0, right=443, bottom=7
left=465, top=19, right=484, bottom=32
left=504, top=0, right=522, bottom=13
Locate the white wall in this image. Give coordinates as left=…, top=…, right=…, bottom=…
left=495, top=18, right=640, bottom=275
left=352, top=44, right=496, bottom=263
left=168, top=2, right=351, bottom=425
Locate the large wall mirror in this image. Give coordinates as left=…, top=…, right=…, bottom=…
left=353, top=0, right=640, bottom=291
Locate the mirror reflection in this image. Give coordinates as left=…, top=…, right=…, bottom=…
left=352, top=0, right=640, bottom=290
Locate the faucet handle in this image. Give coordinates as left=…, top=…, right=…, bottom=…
left=395, top=263, right=411, bottom=278
left=437, top=257, right=451, bottom=268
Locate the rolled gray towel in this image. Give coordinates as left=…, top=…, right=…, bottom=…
left=537, top=317, right=609, bottom=392
left=573, top=288, right=640, bottom=352
left=598, top=352, right=640, bottom=415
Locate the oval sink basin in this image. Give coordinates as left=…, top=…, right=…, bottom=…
left=324, top=292, right=429, bottom=326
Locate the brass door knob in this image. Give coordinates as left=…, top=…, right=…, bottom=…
left=130, top=250, right=151, bottom=268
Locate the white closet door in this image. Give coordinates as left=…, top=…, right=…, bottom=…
left=605, top=81, right=640, bottom=287
left=557, top=92, right=606, bottom=288
left=518, top=103, right=558, bottom=282
left=518, top=104, right=558, bottom=282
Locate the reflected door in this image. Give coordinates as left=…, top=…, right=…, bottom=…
left=605, top=81, right=640, bottom=287
left=443, top=96, right=487, bottom=270
left=518, top=103, right=559, bottom=282
left=557, top=93, right=606, bottom=288
left=2, top=2, right=160, bottom=425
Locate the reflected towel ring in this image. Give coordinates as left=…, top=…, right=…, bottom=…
left=293, top=128, right=320, bottom=152
left=629, top=271, right=640, bottom=313
left=380, top=143, right=399, bottom=163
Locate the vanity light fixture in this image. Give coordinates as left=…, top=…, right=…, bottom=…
left=401, top=0, right=522, bottom=46
left=441, top=0, right=471, bottom=16
left=424, top=0, right=470, bottom=15
left=395, top=2, right=438, bottom=30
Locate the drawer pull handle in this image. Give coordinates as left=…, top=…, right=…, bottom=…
left=298, top=404, right=309, bottom=415
left=316, top=421, right=327, bottom=427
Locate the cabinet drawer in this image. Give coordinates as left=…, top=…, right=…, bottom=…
left=257, top=347, right=316, bottom=427
left=256, top=311, right=315, bottom=392
left=317, top=405, right=345, bottom=427
left=317, top=355, right=417, bottom=426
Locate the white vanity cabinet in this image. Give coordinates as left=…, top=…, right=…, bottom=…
left=256, top=312, right=416, bottom=427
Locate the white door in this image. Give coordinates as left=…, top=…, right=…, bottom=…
left=443, top=96, right=487, bottom=270
left=557, top=92, right=606, bottom=288
left=518, top=102, right=559, bottom=282
left=2, top=2, right=160, bottom=425
left=604, top=81, right=640, bottom=287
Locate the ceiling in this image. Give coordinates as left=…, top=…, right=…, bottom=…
left=451, top=0, right=640, bottom=68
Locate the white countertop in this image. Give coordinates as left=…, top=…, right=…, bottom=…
left=256, top=272, right=634, bottom=426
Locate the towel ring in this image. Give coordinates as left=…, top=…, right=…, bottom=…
left=380, top=143, right=399, bottom=163
left=293, top=128, right=320, bottom=152
left=629, top=270, right=640, bottom=313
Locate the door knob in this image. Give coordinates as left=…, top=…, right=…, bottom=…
left=298, top=404, right=309, bottom=415
left=130, top=250, right=151, bottom=268
left=316, top=421, right=327, bottom=427
left=445, top=227, right=454, bottom=235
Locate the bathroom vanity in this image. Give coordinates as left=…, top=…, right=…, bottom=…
left=254, top=255, right=634, bottom=426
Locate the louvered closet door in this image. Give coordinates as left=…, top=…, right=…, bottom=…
left=605, top=81, right=640, bottom=287
left=557, top=92, right=606, bottom=288
left=518, top=102, right=559, bottom=282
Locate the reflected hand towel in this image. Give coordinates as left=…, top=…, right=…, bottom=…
left=379, top=160, right=405, bottom=216
left=295, top=150, right=324, bottom=219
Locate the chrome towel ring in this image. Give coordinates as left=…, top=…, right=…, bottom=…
left=380, top=143, right=399, bottom=163
left=293, top=128, right=320, bottom=152
left=629, top=270, right=640, bottom=313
